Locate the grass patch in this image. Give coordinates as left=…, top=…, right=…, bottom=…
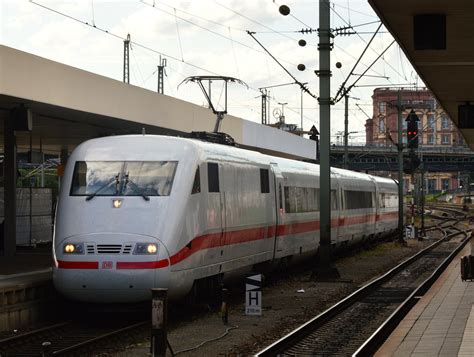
left=357, top=241, right=400, bottom=258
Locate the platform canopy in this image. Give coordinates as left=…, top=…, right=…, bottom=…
left=369, top=0, right=474, bottom=150
left=0, top=45, right=316, bottom=161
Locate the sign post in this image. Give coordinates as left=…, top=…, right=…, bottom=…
left=245, top=274, right=262, bottom=316
left=151, top=288, right=168, bottom=357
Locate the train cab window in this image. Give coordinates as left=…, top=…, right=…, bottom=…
left=260, top=168, right=270, bottom=193
left=191, top=167, right=201, bottom=194
left=70, top=161, right=178, bottom=197
left=208, top=163, right=220, bottom=192
left=70, top=161, right=123, bottom=196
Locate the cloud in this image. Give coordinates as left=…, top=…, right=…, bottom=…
left=1, top=0, right=417, bottom=140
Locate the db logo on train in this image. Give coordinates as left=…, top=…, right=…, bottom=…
left=102, top=261, right=114, bottom=269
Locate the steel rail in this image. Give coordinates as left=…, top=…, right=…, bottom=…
left=0, top=321, right=70, bottom=345
left=255, top=224, right=461, bottom=356
left=354, top=230, right=471, bottom=356
left=0, top=319, right=149, bottom=356
left=53, top=320, right=148, bottom=355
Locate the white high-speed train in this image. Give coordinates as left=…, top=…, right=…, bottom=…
left=53, top=135, right=399, bottom=302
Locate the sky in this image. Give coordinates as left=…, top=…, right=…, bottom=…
left=0, top=0, right=422, bottom=144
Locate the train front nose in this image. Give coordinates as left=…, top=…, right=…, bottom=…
left=53, top=233, right=170, bottom=303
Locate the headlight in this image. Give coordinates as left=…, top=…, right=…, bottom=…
left=63, top=243, right=84, bottom=254
left=134, top=243, right=158, bottom=255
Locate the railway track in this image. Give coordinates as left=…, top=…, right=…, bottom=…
left=0, top=318, right=148, bottom=356
left=256, top=216, right=471, bottom=356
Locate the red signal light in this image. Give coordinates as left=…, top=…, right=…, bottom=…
left=408, top=131, right=412, bottom=135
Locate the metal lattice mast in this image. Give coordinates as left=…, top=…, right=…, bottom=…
left=123, top=34, right=130, bottom=84
left=261, top=89, right=268, bottom=125
left=157, top=57, right=167, bottom=94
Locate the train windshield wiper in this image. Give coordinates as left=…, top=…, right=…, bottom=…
left=124, top=174, right=150, bottom=201
left=85, top=174, right=120, bottom=201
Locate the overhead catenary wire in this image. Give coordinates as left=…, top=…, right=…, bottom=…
left=271, top=0, right=314, bottom=29
left=330, top=5, right=407, bottom=83
left=215, top=1, right=301, bottom=43
left=130, top=46, right=146, bottom=84
left=174, top=8, right=185, bottom=62
left=345, top=41, right=398, bottom=92
left=228, top=27, right=241, bottom=79
left=140, top=67, right=158, bottom=87
left=140, top=0, right=307, bottom=70
left=29, top=0, right=326, bottom=129
left=144, top=0, right=245, bottom=32
left=90, top=0, right=96, bottom=27
left=247, top=31, right=317, bottom=99
left=334, top=22, right=383, bottom=102
left=29, top=0, right=224, bottom=76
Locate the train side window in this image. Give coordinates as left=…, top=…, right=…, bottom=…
left=379, top=193, right=385, bottom=208
left=279, top=184, right=283, bottom=209
left=260, top=168, right=270, bottom=193
left=331, top=190, right=338, bottom=210
left=284, top=186, right=319, bottom=213
left=208, top=163, right=220, bottom=192
left=191, top=167, right=201, bottom=194
left=344, top=190, right=374, bottom=209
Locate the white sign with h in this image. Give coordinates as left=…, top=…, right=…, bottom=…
left=245, top=274, right=262, bottom=316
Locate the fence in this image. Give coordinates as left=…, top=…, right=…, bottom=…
left=0, top=188, right=53, bottom=246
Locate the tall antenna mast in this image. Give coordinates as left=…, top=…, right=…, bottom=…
left=123, top=34, right=131, bottom=84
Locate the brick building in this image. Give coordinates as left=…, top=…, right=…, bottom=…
left=365, top=87, right=468, bottom=193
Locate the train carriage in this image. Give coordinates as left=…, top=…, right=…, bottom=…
left=53, top=135, right=398, bottom=302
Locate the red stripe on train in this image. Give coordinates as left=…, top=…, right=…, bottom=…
left=58, top=211, right=398, bottom=269
left=169, top=226, right=276, bottom=265
left=116, top=260, right=169, bottom=269
left=57, top=261, right=99, bottom=269
left=170, top=211, right=398, bottom=265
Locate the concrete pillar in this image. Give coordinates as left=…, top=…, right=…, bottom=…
left=60, top=148, right=69, bottom=167
left=58, top=148, right=69, bottom=192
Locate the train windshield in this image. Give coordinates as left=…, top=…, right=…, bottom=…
left=70, top=161, right=178, bottom=197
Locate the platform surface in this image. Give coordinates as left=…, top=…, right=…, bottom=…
left=376, top=240, right=474, bottom=356
left=0, top=248, right=53, bottom=288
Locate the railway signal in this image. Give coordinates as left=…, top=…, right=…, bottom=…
left=406, top=110, right=420, bottom=149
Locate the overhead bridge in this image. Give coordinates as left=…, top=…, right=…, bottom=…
left=330, top=145, right=474, bottom=172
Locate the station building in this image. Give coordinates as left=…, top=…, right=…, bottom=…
left=365, top=87, right=469, bottom=193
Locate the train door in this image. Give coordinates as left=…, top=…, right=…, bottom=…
left=331, top=179, right=341, bottom=245
left=270, top=163, right=284, bottom=259
left=369, top=177, right=378, bottom=237
left=338, top=181, right=350, bottom=242
left=220, top=162, right=275, bottom=265
left=207, top=161, right=224, bottom=259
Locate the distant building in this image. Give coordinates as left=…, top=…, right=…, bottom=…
left=366, top=87, right=468, bottom=193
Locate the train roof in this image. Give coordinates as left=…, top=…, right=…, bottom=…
left=71, top=135, right=395, bottom=185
